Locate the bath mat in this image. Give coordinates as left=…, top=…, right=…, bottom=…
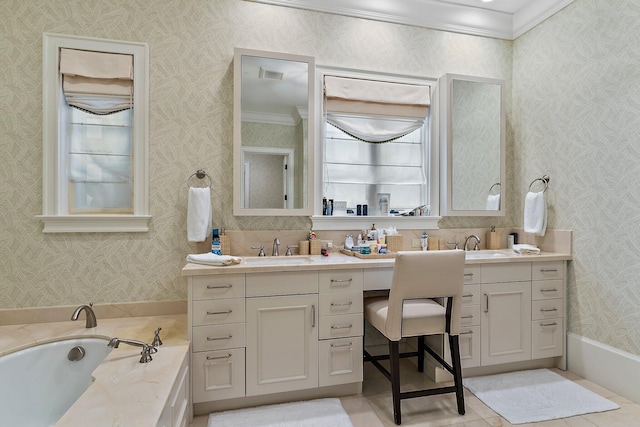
left=464, top=369, right=619, bottom=424
left=207, top=398, right=353, bottom=427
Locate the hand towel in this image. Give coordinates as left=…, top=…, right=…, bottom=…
left=187, top=187, right=212, bottom=242
left=513, top=244, right=541, bottom=255
left=524, top=191, right=547, bottom=236
left=486, top=194, right=500, bottom=210
left=186, top=253, right=242, bottom=266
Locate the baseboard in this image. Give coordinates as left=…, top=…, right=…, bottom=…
left=567, top=332, right=640, bottom=403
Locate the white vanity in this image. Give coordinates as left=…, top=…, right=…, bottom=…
left=182, top=249, right=571, bottom=415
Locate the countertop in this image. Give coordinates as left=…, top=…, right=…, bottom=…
left=0, top=314, right=189, bottom=426
left=182, top=249, right=572, bottom=276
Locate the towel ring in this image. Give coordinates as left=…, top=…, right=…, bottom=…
left=528, top=175, right=550, bottom=193
left=489, top=182, right=501, bottom=195
left=187, top=169, right=212, bottom=188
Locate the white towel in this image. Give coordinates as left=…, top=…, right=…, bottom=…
left=524, top=191, right=547, bottom=236
left=486, top=194, right=500, bottom=210
left=187, top=187, right=212, bottom=242
left=513, top=243, right=541, bottom=255
left=186, top=253, right=242, bottom=266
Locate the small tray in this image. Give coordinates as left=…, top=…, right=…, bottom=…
left=340, top=249, right=396, bottom=259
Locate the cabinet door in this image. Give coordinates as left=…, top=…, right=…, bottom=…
left=246, top=294, right=318, bottom=396
left=481, top=282, right=531, bottom=365
left=319, top=337, right=363, bottom=387
left=192, top=348, right=245, bottom=403
left=532, top=318, right=564, bottom=359
left=459, top=326, right=480, bottom=368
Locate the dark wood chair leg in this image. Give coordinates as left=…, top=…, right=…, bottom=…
left=417, top=335, right=425, bottom=372
left=390, top=340, right=402, bottom=425
left=449, top=334, right=465, bottom=415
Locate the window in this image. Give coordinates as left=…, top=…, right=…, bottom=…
left=40, top=33, right=150, bottom=232
left=313, top=68, right=440, bottom=230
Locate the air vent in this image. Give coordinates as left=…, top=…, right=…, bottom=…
left=258, top=67, right=284, bottom=80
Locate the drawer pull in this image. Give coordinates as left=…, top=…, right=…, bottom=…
left=206, top=284, right=233, bottom=289
left=207, top=335, right=232, bottom=341
left=206, top=309, right=233, bottom=315
left=540, top=322, right=558, bottom=327
left=330, top=342, right=353, bottom=351
left=540, top=288, right=559, bottom=293
left=206, top=353, right=232, bottom=360
left=460, top=330, right=474, bottom=335
left=540, top=268, right=559, bottom=273
left=330, top=278, right=353, bottom=286
left=331, top=324, right=353, bottom=330
left=462, top=294, right=474, bottom=298
left=331, top=301, right=353, bottom=308
left=540, top=308, right=559, bottom=313
left=311, top=305, right=316, bottom=328
left=464, top=273, right=474, bottom=277
left=461, top=315, right=474, bottom=319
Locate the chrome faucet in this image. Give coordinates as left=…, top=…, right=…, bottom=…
left=108, top=337, right=157, bottom=363
left=272, top=237, right=280, bottom=256
left=71, top=303, right=97, bottom=328
left=251, top=245, right=266, bottom=256
left=464, top=235, right=481, bottom=251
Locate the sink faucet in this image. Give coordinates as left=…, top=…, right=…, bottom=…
left=108, top=337, right=157, bottom=363
left=272, top=237, right=280, bottom=256
left=464, top=235, right=481, bottom=251
left=71, top=303, right=97, bottom=328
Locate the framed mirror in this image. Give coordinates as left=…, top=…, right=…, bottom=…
left=233, top=48, right=315, bottom=216
left=439, top=74, right=505, bottom=216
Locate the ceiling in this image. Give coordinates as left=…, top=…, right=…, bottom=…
left=248, top=0, right=575, bottom=40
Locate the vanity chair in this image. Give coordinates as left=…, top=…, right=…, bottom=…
left=363, top=250, right=466, bottom=425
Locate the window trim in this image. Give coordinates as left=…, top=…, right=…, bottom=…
left=39, top=33, right=150, bottom=233
left=313, top=66, right=441, bottom=231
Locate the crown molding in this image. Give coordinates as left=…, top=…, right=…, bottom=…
left=246, top=0, right=574, bottom=40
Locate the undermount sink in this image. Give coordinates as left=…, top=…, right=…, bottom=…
left=243, top=256, right=314, bottom=265
left=465, top=250, right=511, bottom=259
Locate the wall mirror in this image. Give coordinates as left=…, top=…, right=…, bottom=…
left=233, top=48, right=315, bottom=216
left=439, top=74, right=505, bottom=216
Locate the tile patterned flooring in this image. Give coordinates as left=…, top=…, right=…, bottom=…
left=190, top=361, right=640, bottom=426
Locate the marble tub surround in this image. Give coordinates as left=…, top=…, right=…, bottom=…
left=0, top=314, right=189, bottom=426
left=192, top=228, right=572, bottom=257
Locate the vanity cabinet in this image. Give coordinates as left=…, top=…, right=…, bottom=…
left=531, top=261, right=565, bottom=359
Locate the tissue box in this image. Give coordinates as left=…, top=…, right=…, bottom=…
left=309, top=239, right=322, bottom=255
left=386, top=235, right=403, bottom=252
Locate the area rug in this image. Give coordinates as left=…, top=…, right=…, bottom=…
left=464, top=369, right=619, bottom=424
left=207, top=398, right=353, bottom=427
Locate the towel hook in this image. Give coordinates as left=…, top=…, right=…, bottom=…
left=187, top=169, right=212, bottom=188
left=489, top=182, right=500, bottom=195
left=528, top=175, right=550, bottom=193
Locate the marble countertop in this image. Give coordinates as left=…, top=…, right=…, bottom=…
left=182, top=249, right=572, bottom=276
left=0, top=314, right=189, bottom=426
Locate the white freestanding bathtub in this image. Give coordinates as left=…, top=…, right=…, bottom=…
left=0, top=337, right=112, bottom=426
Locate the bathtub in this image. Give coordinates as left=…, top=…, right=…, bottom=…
left=0, top=337, right=112, bottom=426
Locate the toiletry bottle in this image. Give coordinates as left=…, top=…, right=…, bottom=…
left=487, top=226, right=500, bottom=249
left=211, top=229, right=222, bottom=255
left=421, top=231, right=429, bottom=251
left=344, top=234, right=354, bottom=249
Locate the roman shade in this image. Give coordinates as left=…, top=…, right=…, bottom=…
left=324, top=75, right=430, bottom=143
left=60, top=48, right=134, bottom=115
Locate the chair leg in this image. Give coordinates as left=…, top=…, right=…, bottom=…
left=449, top=334, right=465, bottom=415
left=389, top=340, right=402, bottom=425
left=417, top=336, right=425, bottom=372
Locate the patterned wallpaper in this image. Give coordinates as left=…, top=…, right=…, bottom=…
left=513, top=0, right=640, bottom=355
left=0, top=0, right=512, bottom=309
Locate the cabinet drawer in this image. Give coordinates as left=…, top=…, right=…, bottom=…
left=464, top=265, right=481, bottom=284
left=460, top=304, right=481, bottom=326
left=482, top=263, right=531, bottom=283
left=532, top=318, right=564, bottom=359
left=462, top=284, right=480, bottom=305
left=459, top=326, right=480, bottom=368
left=532, top=299, right=564, bottom=320
left=532, top=261, right=564, bottom=281
left=319, top=336, right=363, bottom=387
left=192, top=299, right=245, bottom=326
left=192, top=274, right=245, bottom=300
left=319, top=313, right=363, bottom=339
left=192, top=348, right=245, bottom=403
left=319, top=269, right=364, bottom=293
left=192, top=323, right=245, bottom=352
left=532, top=279, right=564, bottom=300
left=363, top=267, right=393, bottom=291
left=246, top=271, right=318, bottom=296
left=319, top=291, right=363, bottom=316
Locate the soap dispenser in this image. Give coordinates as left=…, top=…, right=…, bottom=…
left=421, top=232, right=429, bottom=251
left=486, top=226, right=500, bottom=250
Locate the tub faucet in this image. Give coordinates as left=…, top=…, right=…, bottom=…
left=71, top=303, right=97, bottom=328
left=108, top=338, right=157, bottom=363
left=272, top=237, right=280, bottom=256
left=464, top=235, right=481, bottom=251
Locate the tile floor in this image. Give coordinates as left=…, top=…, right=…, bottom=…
left=189, top=361, right=640, bottom=426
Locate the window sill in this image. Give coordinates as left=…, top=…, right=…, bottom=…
left=38, top=215, right=152, bottom=233
left=311, top=215, right=441, bottom=231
